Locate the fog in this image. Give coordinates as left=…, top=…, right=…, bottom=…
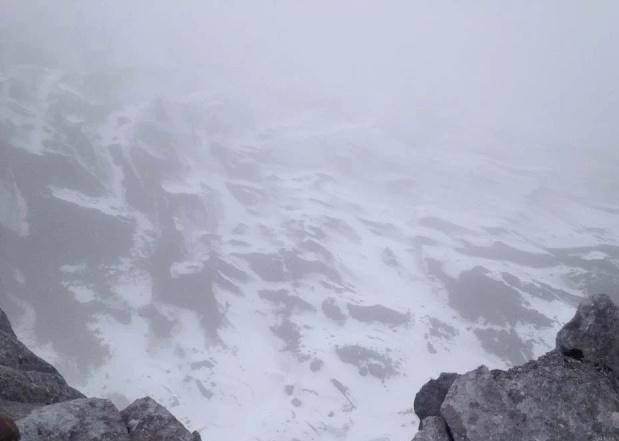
left=3, top=1, right=619, bottom=153
left=2, top=3, right=619, bottom=440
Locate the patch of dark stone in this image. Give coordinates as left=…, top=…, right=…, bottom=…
left=566, top=271, right=619, bottom=305
left=412, top=294, right=619, bottom=441
left=283, top=219, right=327, bottom=242
left=309, top=359, right=323, bottom=372
left=418, top=217, right=474, bottom=236
left=258, top=290, right=315, bottom=317
left=270, top=319, right=302, bottom=353
left=0, top=299, right=202, bottom=439
left=427, top=318, right=458, bottom=340
left=194, top=379, right=213, bottom=400
left=456, top=241, right=557, bottom=268
left=381, top=248, right=399, bottom=267
left=238, top=252, right=285, bottom=282
left=320, top=216, right=360, bottom=243
left=210, top=143, right=261, bottom=180
left=330, top=379, right=355, bottom=411
left=238, top=250, right=341, bottom=284
left=501, top=272, right=581, bottom=305
left=225, top=182, right=265, bottom=206
left=335, top=345, right=397, bottom=380
left=346, top=303, right=410, bottom=327
left=360, top=219, right=402, bottom=239
left=473, top=328, right=534, bottom=366
left=137, top=305, right=176, bottom=340
left=413, top=372, right=459, bottom=429
left=0, top=145, right=106, bottom=198
left=189, top=360, right=214, bottom=371
left=152, top=266, right=224, bottom=339
left=321, top=298, right=347, bottom=324
left=412, top=236, right=438, bottom=248
left=426, top=260, right=552, bottom=329
left=299, top=239, right=333, bottom=261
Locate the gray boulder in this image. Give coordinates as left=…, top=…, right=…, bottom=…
left=17, top=398, right=130, bottom=441
left=121, top=397, right=201, bottom=441
left=0, top=366, right=83, bottom=405
left=556, top=293, right=619, bottom=371
left=412, top=416, right=451, bottom=441
left=411, top=294, right=619, bottom=441
left=414, top=372, right=459, bottom=427
left=441, top=352, right=619, bottom=440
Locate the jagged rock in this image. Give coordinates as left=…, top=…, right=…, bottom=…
left=121, top=397, right=200, bottom=441
left=0, top=331, right=57, bottom=374
left=412, top=294, right=619, bottom=441
left=413, top=372, right=458, bottom=427
left=441, top=352, right=619, bottom=440
left=0, top=310, right=16, bottom=338
left=0, top=399, right=42, bottom=421
left=0, top=366, right=83, bottom=405
left=17, top=398, right=130, bottom=441
left=556, top=293, right=619, bottom=371
left=412, top=416, right=450, bottom=441
left=0, top=312, right=83, bottom=419
left=0, top=306, right=199, bottom=438
left=0, top=315, right=84, bottom=420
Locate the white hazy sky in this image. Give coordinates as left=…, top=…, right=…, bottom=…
left=3, top=1, right=618, bottom=152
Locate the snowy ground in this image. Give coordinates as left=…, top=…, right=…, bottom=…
left=1, top=67, right=618, bottom=441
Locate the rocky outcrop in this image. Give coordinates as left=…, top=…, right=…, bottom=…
left=413, top=294, right=619, bottom=441
left=413, top=372, right=459, bottom=428
left=0, top=308, right=201, bottom=441
left=17, top=399, right=130, bottom=441
left=556, top=293, right=619, bottom=371
left=121, top=397, right=200, bottom=441
left=0, top=311, right=84, bottom=420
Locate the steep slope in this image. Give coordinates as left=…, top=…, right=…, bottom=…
left=0, top=302, right=199, bottom=441
left=1, top=66, right=619, bottom=440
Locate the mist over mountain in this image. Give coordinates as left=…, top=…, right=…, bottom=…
left=1, top=2, right=618, bottom=440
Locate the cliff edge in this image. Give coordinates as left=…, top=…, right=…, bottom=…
left=413, top=294, right=619, bottom=441
left=0, top=308, right=201, bottom=441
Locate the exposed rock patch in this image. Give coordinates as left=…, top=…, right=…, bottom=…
left=18, top=398, right=129, bottom=441
left=121, top=397, right=199, bottom=441
left=413, top=373, right=459, bottom=427
left=0, top=307, right=200, bottom=440
left=556, top=293, right=619, bottom=372
left=412, top=294, right=619, bottom=441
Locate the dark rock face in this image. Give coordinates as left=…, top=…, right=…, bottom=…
left=413, top=294, right=619, bottom=441
left=18, top=398, right=129, bottom=441
left=413, top=373, right=459, bottom=427
left=0, top=307, right=199, bottom=439
left=556, top=293, right=619, bottom=372
left=412, top=416, right=451, bottom=441
left=0, top=314, right=83, bottom=419
left=121, top=397, right=200, bottom=441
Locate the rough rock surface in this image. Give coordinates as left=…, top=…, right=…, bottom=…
left=121, top=397, right=201, bottom=441
left=413, top=372, right=459, bottom=427
left=0, top=307, right=200, bottom=439
left=412, top=416, right=451, bottom=441
left=556, top=293, right=619, bottom=371
left=17, top=398, right=130, bottom=441
left=413, top=294, right=619, bottom=441
left=0, top=313, right=84, bottom=419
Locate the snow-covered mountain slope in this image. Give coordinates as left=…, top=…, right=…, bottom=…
left=1, top=66, right=619, bottom=441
